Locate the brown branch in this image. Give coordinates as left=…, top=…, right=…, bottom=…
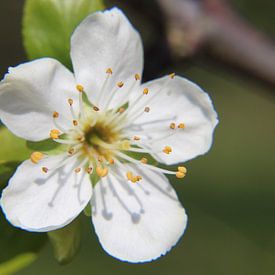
left=157, top=0, right=275, bottom=86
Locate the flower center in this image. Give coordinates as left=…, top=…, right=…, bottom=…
left=31, top=71, right=187, bottom=183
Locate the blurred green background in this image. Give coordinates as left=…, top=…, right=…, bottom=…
left=0, top=0, right=275, bottom=274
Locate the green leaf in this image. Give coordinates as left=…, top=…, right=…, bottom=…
left=48, top=218, right=82, bottom=265
left=23, top=0, right=105, bottom=69
left=0, top=127, right=31, bottom=162
left=0, top=162, right=47, bottom=272
left=26, top=139, right=66, bottom=155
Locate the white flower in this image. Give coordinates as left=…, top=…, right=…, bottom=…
left=0, top=8, right=218, bottom=262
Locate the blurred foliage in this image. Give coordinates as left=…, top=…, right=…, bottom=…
left=23, top=0, right=105, bottom=69
left=48, top=219, right=82, bottom=265
left=0, top=128, right=31, bottom=162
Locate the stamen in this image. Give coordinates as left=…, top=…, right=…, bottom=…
left=135, top=73, right=141, bottom=81
left=115, top=151, right=176, bottom=175
left=170, top=122, right=176, bottom=129
left=42, top=167, right=49, bottom=173
left=52, top=111, right=59, bottom=118
left=96, top=166, right=108, bottom=177
left=68, top=98, right=74, bottom=106
left=74, top=167, right=81, bottom=173
left=78, top=86, right=84, bottom=119
left=176, top=172, right=186, bottom=179
left=133, top=136, right=140, bottom=141
left=52, top=113, right=67, bottom=133
left=140, top=157, right=148, bottom=164
left=176, top=166, right=187, bottom=179
left=98, top=155, right=104, bottom=163
left=73, top=120, right=78, bottom=126
left=178, top=166, right=187, bottom=173
left=93, top=106, right=100, bottom=112
left=122, top=74, right=177, bottom=128
left=96, top=68, right=113, bottom=109
left=30, top=152, right=44, bottom=164
left=117, top=81, right=124, bottom=88
left=125, top=170, right=142, bottom=183
left=68, top=143, right=82, bottom=156
left=178, top=123, right=185, bottom=129
left=76, top=84, right=84, bottom=93
left=106, top=68, right=113, bottom=75
left=50, top=129, right=61, bottom=139
left=143, top=88, right=149, bottom=95
left=118, top=107, right=125, bottom=114
left=86, top=167, right=93, bottom=174
left=109, top=158, right=115, bottom=165
left=126, top=171, right=133, bottom=181
left=68, top=148, right=75, bottom=155
left=169, top=72, right=176, bottom=79
left=110, top=74, right=141, bottom=112
left=163, top=146, right=172, bottom=154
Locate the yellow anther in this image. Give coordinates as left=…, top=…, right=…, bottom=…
left=126, top=171, right=142, bottom=183
left=131, top=176, right=138, bottom=183
left=118, top=107, right=125, bottom=113
left=42, top=167, right=48, bottom=173
left=178, top=166, right=187, bottom=174
left=140, top=157, right=148, bottom=164
left=163, top=146, right=172, bottom=154
left=73, top=120, right=78, bottom=126
left=178, top=123, right=185, bottom=129
left=93, top=106, right=100, bottom=112
left=121, top=140, right=130, bottom=150
left=96, top=166, right=108, bottom=177
left=30, top=152, right=44, bottom=164
left=68, top=98, right=74, bottom=106
left=131, top=175, right=142, bottom=183
left=50, top=129, right=61, bottom=139
left=169, top=72, right=176, bottom=79
left=133, top=136, right=140, bottom=141
left=74, top=168, right=81, bottom=173
left=68, top=148, right=75, bottom=155
left=52, top=111, right=59, bottom=118
left=170, top=122, right=176, bottom=129
left=144, top=106, right=150, bottom=113
left=76, top=84, right=84, bottom=92
left=98, top=155, right=104, bottom=163
left=86, top=167, right=93, bottom=174
left=135, top=73, right=141, bottom=81
left=126, top=171, right=133, bottom=181
left=143, top=88, right=149, bottom=95
left=176, top=171, right=186, bottom=179
left=77, top=135, right=85, bottom=142
left=117, top=81, right=124, bottom=88
left=106, top=68, right=113, bottom=74
left=109, top=158, right=115, bottom=165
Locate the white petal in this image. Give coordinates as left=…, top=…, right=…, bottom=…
left=0, top=58, right=79, bottom=141
left=71, top=8, right=143, bottom=110
left=127, top=75, right=218, bottom=164
left=91, top=164, right=187, bottom=263
left=0, top=155, right=92, bottom=232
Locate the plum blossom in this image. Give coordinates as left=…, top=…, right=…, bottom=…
left=0, top=8, right=218, bottom=262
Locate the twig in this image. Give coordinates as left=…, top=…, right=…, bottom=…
left=157, top=0, right=275, bottom=86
